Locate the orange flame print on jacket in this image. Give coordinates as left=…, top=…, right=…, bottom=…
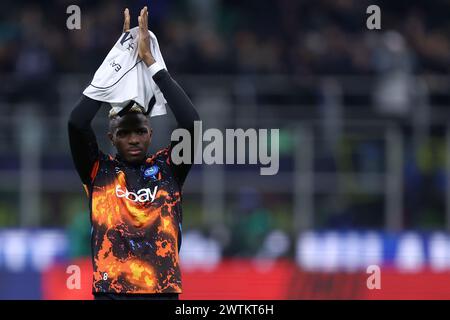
left=90, top=157, right=182, bottom=294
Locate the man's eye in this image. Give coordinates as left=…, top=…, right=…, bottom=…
left=138, top=129, right=147, bottom=135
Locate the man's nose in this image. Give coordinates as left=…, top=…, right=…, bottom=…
left=129, top=133, right=139, bottom=144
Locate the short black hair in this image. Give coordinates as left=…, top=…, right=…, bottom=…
left=108, top=105, right=150, bottom=132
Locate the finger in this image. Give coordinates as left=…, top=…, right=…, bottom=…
left=139, top=8, right=145, bottom=30
left=139, top=6, right=146, bottom=29
left=123, top=8, right=130, bottom=32
left=143, top=6, right=148, bottom=28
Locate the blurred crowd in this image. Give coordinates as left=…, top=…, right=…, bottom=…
left=1, top=0, right=450, bottom=77
left=1, top=0, right=450, bottom=257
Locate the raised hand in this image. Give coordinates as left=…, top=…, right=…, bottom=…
left=137, top=6, right=156, bottom=66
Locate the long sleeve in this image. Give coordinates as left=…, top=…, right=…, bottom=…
left=152, top=68, right=200, bottom=187
left=68, top=95, right=102, bottom=185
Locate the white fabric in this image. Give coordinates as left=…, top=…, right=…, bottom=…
left=83, top=26, right=167, bottom=117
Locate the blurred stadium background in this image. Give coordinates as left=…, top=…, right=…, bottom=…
left=2, top=0, right=450, bottom=299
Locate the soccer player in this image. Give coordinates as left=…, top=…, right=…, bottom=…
left=68, top=7, right=199, bottom=300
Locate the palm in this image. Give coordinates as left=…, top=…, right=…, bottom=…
left=137, top=7, right=154, bottom=64
left=138, top=30, right=150, bottom=59
left=123, top=6, right=155, bottom=65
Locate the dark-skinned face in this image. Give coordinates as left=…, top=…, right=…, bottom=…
left=108, top=113, right=152, bottom=164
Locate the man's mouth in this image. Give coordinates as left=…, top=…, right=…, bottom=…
left=127, top=148, right=142, bottom=156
